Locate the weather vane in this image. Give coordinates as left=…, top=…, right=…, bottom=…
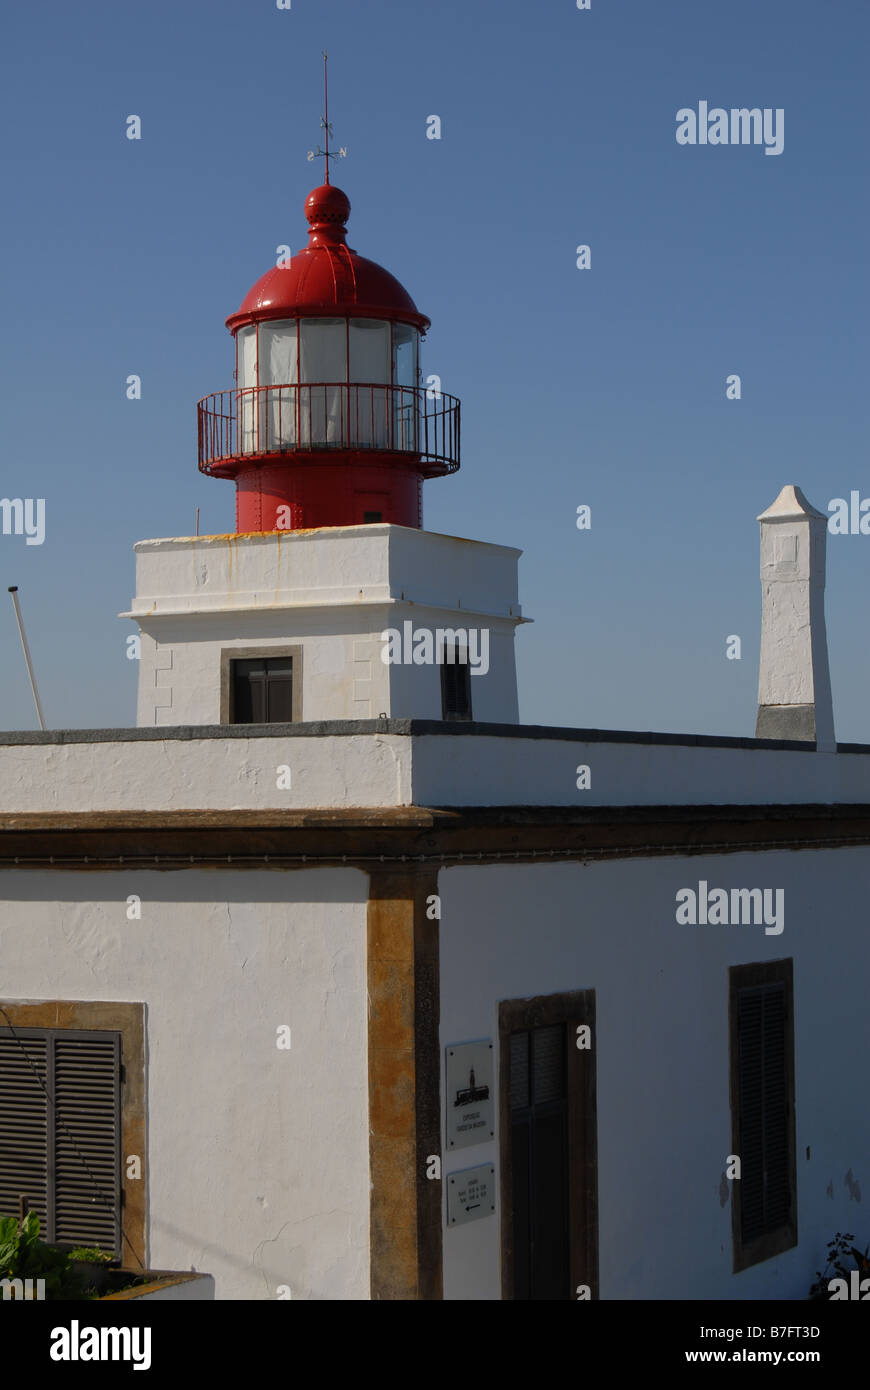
left=307, top=51, right=347, bottom=184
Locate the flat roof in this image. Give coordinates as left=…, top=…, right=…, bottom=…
left=0, top=718, right=864, bottom=753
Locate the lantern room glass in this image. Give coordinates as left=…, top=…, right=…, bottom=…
left=237, top=326, right=258, bottom=454
left=299, top=318, right=346, bottom=445
left=260, top=320, right=299, bottom=451
left=392, top=324, right=419, bottom=451
left=234, top=317, right=422, bottom=454
left=349, top=319, right=390, bottom=446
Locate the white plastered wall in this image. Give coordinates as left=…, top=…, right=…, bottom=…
left=123, top=526, right=524, bottom=726
left=438, top=847, right=870, bottom=1300
left=0, top=867, right=370, bottom=1301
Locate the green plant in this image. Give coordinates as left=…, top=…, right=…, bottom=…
left=0, top=1212, right=88, bottom=1300
left=809, top=1231, right=870, bottom=1299
left=69, top=1246, right=114, bottom=1264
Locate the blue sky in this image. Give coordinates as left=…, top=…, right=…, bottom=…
left=1, top=0, right=867, bottom=737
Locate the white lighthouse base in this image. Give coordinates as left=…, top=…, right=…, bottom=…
left=121, top=524, right=526, bottom=727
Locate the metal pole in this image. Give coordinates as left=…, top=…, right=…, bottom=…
left=7, top=586, right=46, bottom=731
left=195, top=506, right=200, bottom=537
left=323, top=51, right=330, bottom=184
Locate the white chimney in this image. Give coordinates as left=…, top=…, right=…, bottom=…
left=756, top=485, right=834, bottom=750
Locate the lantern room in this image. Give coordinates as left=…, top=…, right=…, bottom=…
left=198, top=183, right=460, bottom=533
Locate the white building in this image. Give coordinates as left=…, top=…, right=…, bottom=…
left=1, top=179, right=867, bottom=1301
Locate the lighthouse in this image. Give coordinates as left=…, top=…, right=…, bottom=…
left=124, top=173, right=526, bottom=727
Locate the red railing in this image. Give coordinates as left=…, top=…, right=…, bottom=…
left=197, top=383, right=460, bottom=477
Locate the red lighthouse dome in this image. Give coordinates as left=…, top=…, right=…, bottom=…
left=198, top=183, right=460, bottom=534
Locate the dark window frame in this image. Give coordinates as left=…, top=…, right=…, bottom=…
left=440, top=642, right=472, bottom=722
left=729, top=958, right=797, bottom=1272
left=220, top=646, right=303, bottom=724
left=498, top=990, right=598, bottom=1300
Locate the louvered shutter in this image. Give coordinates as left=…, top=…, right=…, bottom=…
left=531, top=1025, right=564, bottom=1104
left=0, top=1029, right=120, bottom=1252
left=737, top=983, right=790, bottom=1242
left=0, top=1034, right=49, bottom=1230
left=509, top=1023, right=569, bottom=1299
left=53, top=1034, right=121, bottom=1251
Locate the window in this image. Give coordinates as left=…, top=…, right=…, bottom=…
left=237, top=326, right=259, bottom=454
left=299, top=318, right=346, bottom=447
left=260, top=320, right=299, bottom=451
left=391, top=323, right=418, bottom=389
left=441, top=642, right=472, bottom=722
left=260, top=320, right=299, bottom=388
left=231, top=656, right=295, bottom=724
left=0, top=1027, right=121, bottom=1253
left=392, top=323, right=419, bottom=451
left=499, top=992, right=598, bottom=1300
left=363, top=511, right=382, bottom=523
left=349, top=320, right=390, bottom=446
left=729, top=959, right=796, bottom=1271
left=349, top=319, right=390, bottom=383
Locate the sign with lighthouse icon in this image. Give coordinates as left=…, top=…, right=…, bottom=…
left=445, top=1040, right=494, bottom=1150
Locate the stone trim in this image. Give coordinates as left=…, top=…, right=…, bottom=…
left=218, top=645, right=304, bottom=724
left=367, top=868, right=441, bottom=1299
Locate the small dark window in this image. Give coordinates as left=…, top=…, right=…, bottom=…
left=363, top=511, right=382, bottom=523
left=0, top=1028, right=121, bottom=1253
left=441, top=643, right=472, bottom=721
left=232, top=657, right=294, bottom=724
left=730, top=960, right=796, bottom=1270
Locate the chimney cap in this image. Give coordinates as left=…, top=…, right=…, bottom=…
left=757, top=484, right=827, bottom=523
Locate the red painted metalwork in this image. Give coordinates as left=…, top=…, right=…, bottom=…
left=201, top=181, right=457, bottom=532
left=233, top=459, right=424, bottom=534
left=198, top=385, right=459, bottom=476
left=226, top=185, right=429, bottom=334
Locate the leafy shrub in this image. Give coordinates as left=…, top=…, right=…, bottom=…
left=68, top=1246, right=114, bottom=1264
left=809, top=1232, right=870, bottom=1299
left=0, top=1212, right=88, bottom=1300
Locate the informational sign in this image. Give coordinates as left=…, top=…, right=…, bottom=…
left=447, top=1164, right=496, bottom=1226
left=445, top=1039, right=494, bottom=1150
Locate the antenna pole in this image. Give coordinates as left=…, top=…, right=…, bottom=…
left=7, top=586, right=46, bottom=731
left=307, top=52, right=345, bottom=179
left=323, top=50, right=330, bottom=184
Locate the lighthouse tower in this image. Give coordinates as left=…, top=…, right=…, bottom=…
left=124, top=175, right=525, bottom=727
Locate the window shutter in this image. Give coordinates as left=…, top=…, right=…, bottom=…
left=509, top=1032, right=530, bottom=1112
left=53, top=1034, right=121, bottom=1251
left=737, top=982, right=789, bottom=1243
left=0, top=1034, right=48, bottom=1228
left=531, top=1024, right=565, bottom=1105
left=265, top=660, right=293, bottom=722
left=0, top=1029, right=120, bottom=1252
